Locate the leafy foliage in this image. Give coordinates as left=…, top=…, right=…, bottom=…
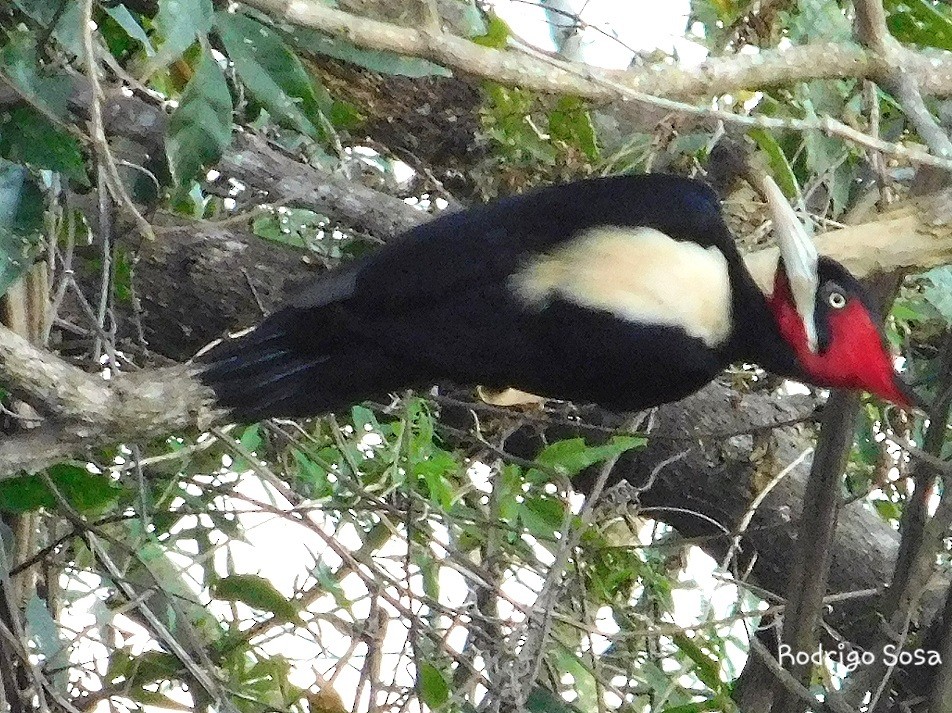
left=167, top=52, right=233, bottom=185
left=0, top=160, right=44, bottom=298
left=0, top=0, right=951, bottom=711
left=0, top=463, right=123, bottom=514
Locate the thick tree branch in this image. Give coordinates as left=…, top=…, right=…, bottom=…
left=220, top=133, right=428, bottom=237
left=927, top=585, right=952, bottom=712
left=0, top=324, right=220, bottom=474
left=777, top=392, right=861, bottom=713
left=744, top=188, right=952, bottom=289
left=853, top=0, right=952, bottom=159
left=244, top=0, right=952, bottom=102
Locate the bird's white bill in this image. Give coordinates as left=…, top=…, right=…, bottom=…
left=759, top=174, right=820, bottom=353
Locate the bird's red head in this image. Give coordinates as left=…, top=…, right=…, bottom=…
left=768, top=258, right=918, bottom=409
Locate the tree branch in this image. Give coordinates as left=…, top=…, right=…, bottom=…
left=243, top=0, right=952, bottom=102
left=0, top=324, right=221, bottom=475
left=219, top=133, right=428, bottom=238
left=240, top=0, right=952, bottom=170
left=853, top=0, right=952, bottom=159
left=776, top=391, right=860, bottom=713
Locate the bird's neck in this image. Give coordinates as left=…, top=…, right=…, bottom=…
left=726, top=259, right=805, bottom=379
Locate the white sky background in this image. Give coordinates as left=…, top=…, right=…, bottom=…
left=491, top=0, right=707, bottom=67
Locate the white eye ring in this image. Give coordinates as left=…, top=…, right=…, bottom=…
left=828, top=291, right=847, bottom=309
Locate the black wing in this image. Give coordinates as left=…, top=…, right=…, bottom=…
left=200, top=174, right=735, bottom=419
left=336, top=173, right=733, bottom=315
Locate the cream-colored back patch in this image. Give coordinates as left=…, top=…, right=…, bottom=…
left=512, top=226, right=733, bottom=347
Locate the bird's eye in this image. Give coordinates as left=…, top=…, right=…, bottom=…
left=828, top=291, right=847, bottom=309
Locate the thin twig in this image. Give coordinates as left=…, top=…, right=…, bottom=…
left=748, top=635, right=860, bottom=713
left=79, top=0, right=155, bottom=241
left=777, top=391, right=861, bottom=713
left=721, top=446, right=814, bottom=573
left=854, top=0, right=952, bottom=159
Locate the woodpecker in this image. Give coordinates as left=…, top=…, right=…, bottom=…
left=199, top=173, right=918, bottom=421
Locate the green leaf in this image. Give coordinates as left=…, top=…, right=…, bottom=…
left=286, top=29, right=451, bottom=77
left=155, top=0, right=214, bottom=60
left=0, top=160, right=44, bottom=298
left=473, top=13, right=510, bottom=48
left=328, top=100, right=364, bottom=131
left=252, top=207, right=330, bottom=249
left=106, top=5, right=157, bottom=57
left=351, top=405, right=380, bottom=434
left=922, top=267, right=952, bottom=323
left=785, top=0, right=852, bottom=42
left=0, top=106, right=87, bottom=183
left=239, top=424, right=262, bottom=453
left=749, top=127, right=799, bottom=199
left=0, top=464, right=123, bottom=514
left=873, top=498, right=902, bottom=521
left=417, top=662, right=450, bottom=709
left=520, top=495, right=566, bottom=538
left=0, top=31, right=74, bottom=119
left=124, top=689, right=193, bottom=711
left=457, top=0, right=489, bottom=37
left=884, top=0, right=952, bottom=51
left=526, top=687, right=580, bottom=713
left=482, top=83, right=559, bottom=165
left=26, top=595, right=69, bottom=689
left=113, top=246, right=135, bottom=304
left=548, top=96, right=599, bottom=161
left=672, top=632, right=723, bottom=693
left=123, top=651, right=183, bottom=686
left=211, top=574, right=299, bottom=622
left=12, top=0, right=84, bottom=57
left=26, top=595, right=60, bottom=658
left=293, top=450, right=332, bottom=499
left=215, top=12, right=328, bottom=139
left=531, top=435, right=646, bottom=480
left=414, top=449, right=458, bottom=509
left=167, top=52, right=233, bottom=185
left=661, top=700, right=723, bottom=713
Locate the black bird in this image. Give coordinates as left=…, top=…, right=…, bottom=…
left=199, top=173, right=917, bottom=421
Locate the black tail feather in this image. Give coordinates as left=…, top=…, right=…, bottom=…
left=197, top=308, right=418, bottom=421
left=197, top=310, right=338, bottom=421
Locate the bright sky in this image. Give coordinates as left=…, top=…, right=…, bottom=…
left=491, top=0, right=707, bottom=66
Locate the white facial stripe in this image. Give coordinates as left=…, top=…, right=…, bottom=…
left=512, top=226, right=733, bottom=347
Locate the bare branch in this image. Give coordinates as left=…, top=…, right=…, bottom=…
left=80, top=0, right=155, bottom=240
left=854, top=0, right=892, bottom=51
left=0, top=323, right=221, bottom=475
left=218, top=133, right=428, bottom=238
left=853, top=0, right=952, bottom=159
left=242, top=0, right=952, bottom=101
left=743, top=188, right=952, bottom=290
left=776, top=392, right=861, bottom=713
left=748, top=636, right=860, bottom=713
left=927, top=584, right=952, bottom=712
